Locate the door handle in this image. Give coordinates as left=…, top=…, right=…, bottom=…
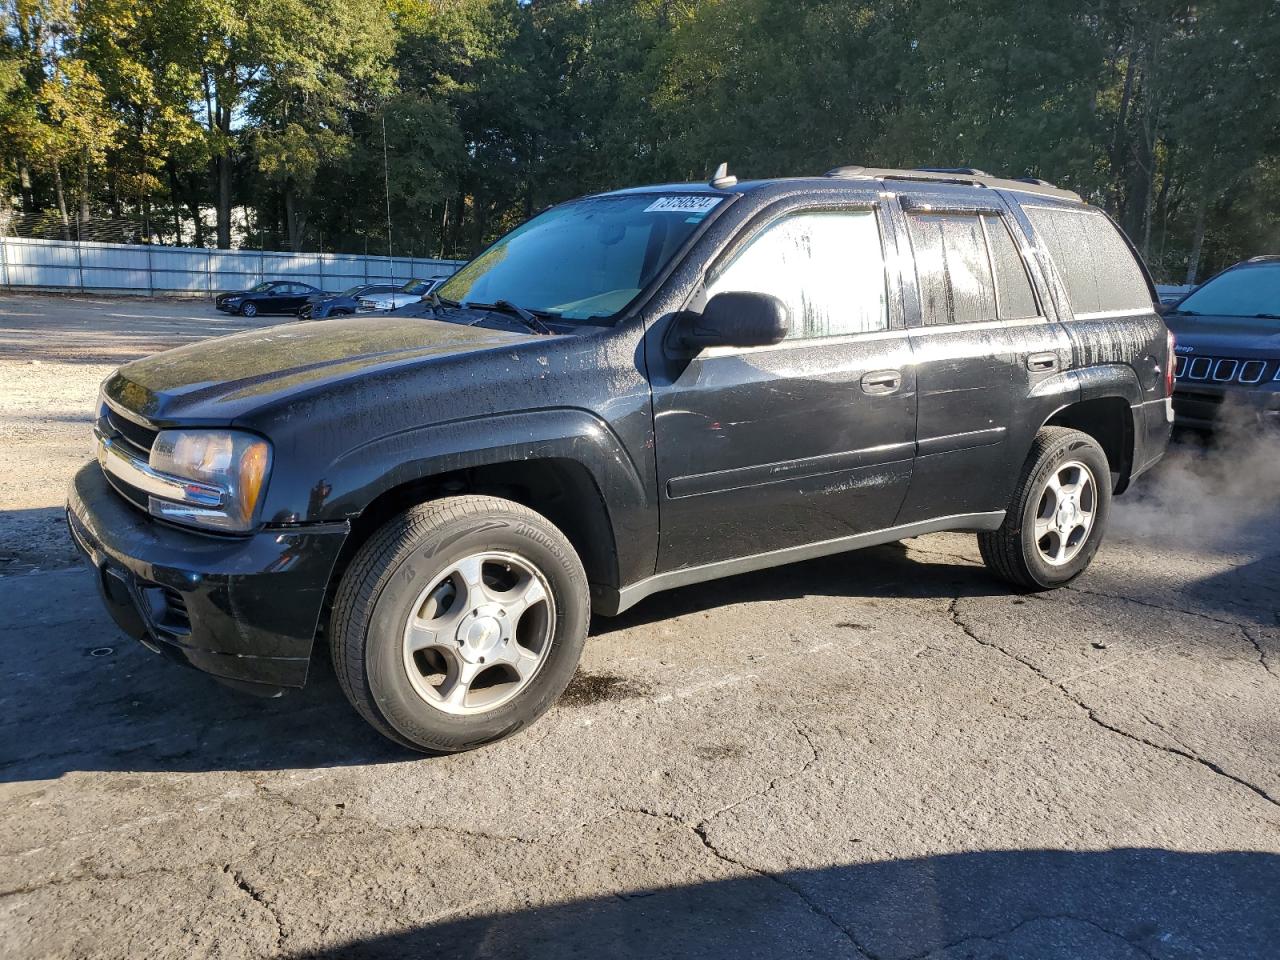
left=861, top=370, right=902, bottom=395
left=1027, top=353, right=1058, bottom=372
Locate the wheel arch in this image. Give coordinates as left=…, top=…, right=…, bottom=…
left=1043, top=395, right=1135, bottom=493
left=312, top=409, right=653, bottom=643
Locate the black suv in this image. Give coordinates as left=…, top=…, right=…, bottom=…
left=1162, top=256, right=1280, bottom=430
left=68, top=167, right=1173, bottom=753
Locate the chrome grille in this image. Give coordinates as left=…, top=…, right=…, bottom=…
left=101, top=403, right=158, bottom=454
left=1175, top=354, right=1277, bottom=386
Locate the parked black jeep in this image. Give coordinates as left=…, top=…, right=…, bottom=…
left=68, top=166, right=1173, bottom=753
left=1162, top=256, right=1280, bottom=430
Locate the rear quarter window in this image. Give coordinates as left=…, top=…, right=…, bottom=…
left=1024, top=206, right=1152, bottom=315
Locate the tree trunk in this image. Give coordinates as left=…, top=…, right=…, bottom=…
left=215, top=100, right=233, bottom=248
left=216, top=152, right=232, bottom=247
left=19, top=161, right=34, bottom=215
left=438, top=199, right=449, bottom=259
left=52, top=164, right=71, bottom=241
left=285, top=186, right=307, bottom=251
left=448, top=191, right=466, bottom=256
left=1109, top=28, right=1137, bottom=186
left=1184, top=196, right=1208, bottom=286
left=188, top=199, right=205, bottom=247
left=78, top=148, right=91, bottom=236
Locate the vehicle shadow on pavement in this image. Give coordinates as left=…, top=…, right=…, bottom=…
left=595, top=540, right=1004, bottom=634
left=1, top=541, right=1000, bottom=782
left=288, top=848, right=1280, bottom=959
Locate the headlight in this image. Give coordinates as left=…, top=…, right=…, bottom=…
left=147, top=430, right=272, bottom=532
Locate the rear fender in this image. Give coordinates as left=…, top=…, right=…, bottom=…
left=1039, top=364, right=1144, bottom=491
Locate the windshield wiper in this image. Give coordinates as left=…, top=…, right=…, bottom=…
left=463, top=299, right=556, bottom=335
left=1253, top=313, right=1280, bottom=320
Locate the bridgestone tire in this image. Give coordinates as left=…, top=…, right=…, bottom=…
left=978, top=427, right=1112, bottom=590
left=330, top=496, right=589, bottom=753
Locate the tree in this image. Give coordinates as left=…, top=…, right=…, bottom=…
left=248, top=0, right=396, bottom=251
left=2, top=0, right=120, bottom=239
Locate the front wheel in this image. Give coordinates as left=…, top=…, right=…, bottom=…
left=979, top=427, right=1112, bottom=590
left=330, top=496, right=589, bottom=753
left=239, top=301, right=258, bottom=318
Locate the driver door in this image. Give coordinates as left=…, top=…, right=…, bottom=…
left=258, top=283, right=285, bottom=312
left=648, top=199, right=917, bottom=572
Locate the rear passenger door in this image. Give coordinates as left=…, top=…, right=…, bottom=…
left=891, top=192, right=1073, bottom=524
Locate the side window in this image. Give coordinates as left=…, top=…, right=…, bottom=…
left=1024, top=206, right=1151, bottom=314
left=707, top=209, right=889, bottom=339
left=982, top=215, right=1040, bottom=320
left=906, top=213, right=996, bottom=325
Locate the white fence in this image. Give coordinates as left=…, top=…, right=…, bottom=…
left=0, top=236, right=464, bottom=298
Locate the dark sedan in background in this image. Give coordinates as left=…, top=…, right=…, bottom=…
left=1163, top=256, right=1280, bottom=430
left=215, top=280, right=323, bottom=317
left=298, top=283, right=399, bottom=320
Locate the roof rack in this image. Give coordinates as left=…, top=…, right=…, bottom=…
left=914, top=166, right=990, bottom=176
left=824, top=165, right=1082, bottom=202
left=1246, top=255, right=1280, bottom=263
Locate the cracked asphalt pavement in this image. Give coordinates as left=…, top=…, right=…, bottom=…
left=2, top=293, right=1278, bottom=959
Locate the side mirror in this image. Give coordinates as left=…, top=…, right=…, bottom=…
left=678, top=291, right=790, bottom=350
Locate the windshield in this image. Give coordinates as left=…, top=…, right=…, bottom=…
left=437, top=193, right=723, bottom=321
left=400, top=279, right=432, bottom=295
left=1175, top=263, right=1280, bottom=318
left=250, top=282, right=273, bottom=293
left=340, top=285, right=366, bottom=297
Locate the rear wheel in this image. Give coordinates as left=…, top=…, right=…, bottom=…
left=330, top=496, right=589, bottom=753
left=979, top=427, right=1112, bottom=589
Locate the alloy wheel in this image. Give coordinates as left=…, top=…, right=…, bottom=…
left=401, top=552, right=554, bottom=715
left=1033, top=459, right=1097, bottom=566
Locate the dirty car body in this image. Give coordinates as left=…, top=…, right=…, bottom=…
left=69, top=167, right=1172, bottom=745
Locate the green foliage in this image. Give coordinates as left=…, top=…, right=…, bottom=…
left=0, top=0, right=1276, bottom=278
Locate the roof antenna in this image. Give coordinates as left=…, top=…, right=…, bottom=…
left=710, top=162, right=738, bottom=190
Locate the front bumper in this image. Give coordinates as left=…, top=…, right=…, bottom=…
left=1172, top=384, right=1280, bottom=431
left=66, top=462, right=349, bottom=692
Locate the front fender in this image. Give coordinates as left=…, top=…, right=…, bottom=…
left=311, top=408, right=656, bottom=587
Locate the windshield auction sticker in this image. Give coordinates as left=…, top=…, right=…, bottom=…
left=643, top=196, right=724, bottom=215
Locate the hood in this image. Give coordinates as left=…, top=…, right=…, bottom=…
left=103, top=314, right=533, bottom=424
left=1163, top=312, right=1280, bottom=358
